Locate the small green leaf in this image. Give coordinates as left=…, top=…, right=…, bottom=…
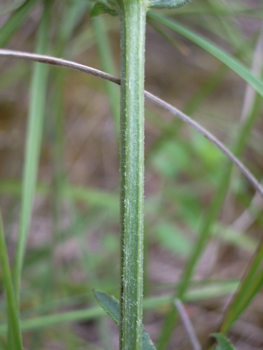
left=94, top=290, right=119, bottom=325
left=94, top=290, right=156, bottom=350
left=90, top=1, right=118, bottom=17
left=149, top=0, right=190, bottom=9
left=211, top=333, right=236, bottom=350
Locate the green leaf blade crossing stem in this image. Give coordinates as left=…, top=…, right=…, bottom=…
left=149, top=0, right=190, bottom=9
left=116, top=0, right=147, bottom=349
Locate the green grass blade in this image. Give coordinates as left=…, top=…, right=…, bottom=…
left=0, top=306, right=105, bottom=334
left=0, top=180, right=119, bottom=210
left=6, top=2, right=51, bottom=348
left=0, top=280, right=239, bottom=335
left=146, top=20, right=257, bottom=162
left=92, top=16, right=120, bottom=135
left=148, top=18, right=189, bottom=55
left=46, top=0, right=89, bottom=296
left=149, top=0, right=190, bottom=9
left=161, top=4, right=263, bottom=18
left=157, top=94, right=262, bottom=350
left=228, top=272, right=263, bottom=330
left=156, top=31, right=263, bottom=350
left=0, top=0, right=40, bottom=47
left=220, top=240, right=263, bottom=333
left=183, top=30, right=257, bottom=115
left=13, top=0, right=51, bottom=298
left=0, top=212, right=23, bottom=350
left=147, top=12, right=263, bottom=97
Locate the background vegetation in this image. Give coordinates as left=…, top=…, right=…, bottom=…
left=0, top=0, right=262, bottom=349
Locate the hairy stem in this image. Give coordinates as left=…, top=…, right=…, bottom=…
left=116, top=0, right=147, bottom=349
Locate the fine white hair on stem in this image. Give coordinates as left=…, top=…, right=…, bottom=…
left=0, top=49, right=262, bottom=198
left=174, top=299, right=202, bottom=350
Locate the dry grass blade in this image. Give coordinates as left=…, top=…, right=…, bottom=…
left=0, top=49, right=120, bottom=84
left=0, top=212, right=23, bottom=350
left=174, top=299, right=201, bottom=350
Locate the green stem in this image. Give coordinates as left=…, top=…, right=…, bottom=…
left=0, top=213, right=23, bottom=350
left=13, top=0, right=51, bottom=298
left=6, top=2, right=51, bottom=347
left=117, top=1, right=147, bottom=349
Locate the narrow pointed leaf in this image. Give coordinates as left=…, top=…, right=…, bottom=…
left=94, top=290, right=119, bottom=325
left=94, top=290, right=156, bottom=350
left=0, top=213, right=23, bottom=350
left=147, top=12, right=263, bottom=98
left=149, top=0, right=190, bottom=9
left=90, top=1, right=118, bottom=17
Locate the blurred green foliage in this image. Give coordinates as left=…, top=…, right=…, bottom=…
left=0, top=0, right=262, bottom=349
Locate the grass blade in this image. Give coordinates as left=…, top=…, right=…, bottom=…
left=92, top=16, right=120, bottom=135
left=6, top=2, right=51, bottom=348
left=0, top=0, right=40, bottom=47
left=147, top=12, right=263, bottom=97
left=220, top=240, right=263, bottom=333
left=0, top=212, right=23, bottom=350
left=0, top=280, right=239, bottom=335
left=13, top=0, right=51, bottom=298
left=154, top=21, right=263, bottom=349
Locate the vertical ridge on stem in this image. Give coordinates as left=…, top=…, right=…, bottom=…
left=117, top=1, right=147, bottom=349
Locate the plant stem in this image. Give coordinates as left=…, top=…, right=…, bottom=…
left=116, top=0, right=147, bottom=349
left=0, top=213, right=23, bottom=350
left=0, top=50, right=262, bottom=197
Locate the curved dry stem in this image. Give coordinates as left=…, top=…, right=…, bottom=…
left=0, top=49, right=262, bottom=198
left=144, top=91, right=263, bottom=198
left=174, top=299, right=202, bottom=350
left=0, top=49, right=120, bottom=84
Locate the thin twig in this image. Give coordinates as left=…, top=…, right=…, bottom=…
left=0, top=49, right=120, bottom=84
left=174, top=299, right=202, bottom=350
left=0, top=49, right=262, bottom=198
